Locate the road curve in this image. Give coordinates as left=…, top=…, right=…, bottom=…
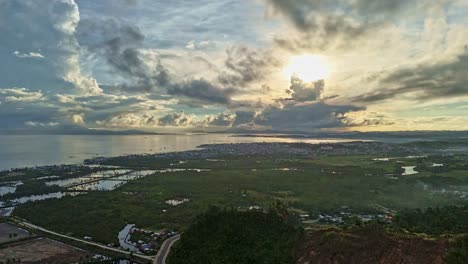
left=18, top=221, right=153, bottom=261
left=155, top=234, right=181, bottom=264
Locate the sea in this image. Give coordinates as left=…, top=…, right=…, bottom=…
left=0, top=134, right=360, bottom=171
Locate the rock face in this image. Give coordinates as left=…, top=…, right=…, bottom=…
left=295, top=226, right=449, bottom=264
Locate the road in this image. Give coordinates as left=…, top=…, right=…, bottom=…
left=155, top=234, right=181, bottom=264
left=17, top=221, right=154, bottom=261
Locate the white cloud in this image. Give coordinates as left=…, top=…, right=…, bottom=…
left=185, top=41, right=195, bottom=50
left=96, top=113, right=157, bottom=128
left=0, top=88, right=44, bottom=102
left=185, top=40, right=216, bottom=50
left=71, top=114, right=85, bottom=124
left=0, top=0, right=102, bottom=95
left=13, top=51, right=45, bottom=59
left=25, top=121, right=60, bottom=127
left=95, top=111, right=198, bottom=128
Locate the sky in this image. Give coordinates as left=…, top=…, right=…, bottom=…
left=1, top=0, right=468, bottom=134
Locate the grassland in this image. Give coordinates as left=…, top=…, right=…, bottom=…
left=12, top=152, right=468, bottom=245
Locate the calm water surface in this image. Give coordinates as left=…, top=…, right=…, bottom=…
left=0, top=134, right=358, bottom=170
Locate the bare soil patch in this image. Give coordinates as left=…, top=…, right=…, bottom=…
left=295, top=225, right=449, bottom=264
left=0, top=237, right=90, bottom=263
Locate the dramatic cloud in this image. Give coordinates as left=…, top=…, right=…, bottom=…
left=0, top=88, right=44, bottom=102
left=218, top=46, right=280, bottom=87
left=353, top=48, right=468, bottom=103
left=198, top=80, right=364, bottom=132
left=342, top=112, right=396, bottom=127
left=286, top=78, right=324, bottom=102
left=1, top=0, right=468, bottom=133
left=97, top=111, right=204, bottom=128
left=158, top=112, right=197, bottom=127
left=96, top=113, right=157, bottom=128
left=168, top=79, right=236, bottom=106
left=0, top=0, right=101, bottom=94
left=208, top=112, right=237, bottom=127
left=265, top=0, right=424, bottom=52
left=71, top=114, right=85, bottom=125
left=77, top=18, right=171, bottom=92
left=78, top=18, right=238, bottom=106
left=266, top=0, right=413, bottom=30
left=253, top=102, right=363, bottom=131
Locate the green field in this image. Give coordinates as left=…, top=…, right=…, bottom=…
left=12, top=153, right=468, bottom=244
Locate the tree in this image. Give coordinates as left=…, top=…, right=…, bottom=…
left=168, top=206, right=303, bottom=264
left=444, top=235, right=468, bottom=264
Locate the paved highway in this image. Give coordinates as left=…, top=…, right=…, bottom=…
left=155, top=234, right=181, bottom=264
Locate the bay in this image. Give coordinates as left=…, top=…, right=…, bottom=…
left=0, top=134, right=357, bottom=170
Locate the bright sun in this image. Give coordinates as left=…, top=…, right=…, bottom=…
left=284, top=54, right=331, bottom=83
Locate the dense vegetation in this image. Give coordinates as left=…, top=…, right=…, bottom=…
left=14, top=192, right=145, bottom=244
left=168, top=205, right=303, bottom=264
left=391, top=205, right=468, bottom=264
left=444, top=235, right=468, bottom=264
left=394, top=205, right=468, bottom=235
left=12, top=154, right=468, bottom=245
left=5, top=147, right=468, bottom=263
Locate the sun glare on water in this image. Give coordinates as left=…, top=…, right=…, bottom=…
left=284, top=54, right=331, bottom=83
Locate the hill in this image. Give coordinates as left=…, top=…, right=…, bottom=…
left=167, top=206, right=303, bottom=264
left=296, top=225, right=449, bottom=264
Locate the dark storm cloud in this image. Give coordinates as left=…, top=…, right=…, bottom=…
left=200, top=79, right=366, bottom=132
left=218, top=46, right=280, bottom=87
left=286, top=77, right=324, bottom=102
left=167, top=79, right=236, bottom=105
left=78, top=18, right=237, bottom=105
left=254, top=101, right=364, bottom=131
left=100, top=47, right=170, bottom=93
left=342, top=114, right=396, bottom=127
left=353, top=49, right=468, bottom=103
left=246, top=77, right=365, bottom=131
left=232, top=111, right=256, bottom=127
left=205, top=103, right=365, bottom=131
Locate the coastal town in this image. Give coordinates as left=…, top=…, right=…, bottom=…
left=84, top=141, right=423, bottom=166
